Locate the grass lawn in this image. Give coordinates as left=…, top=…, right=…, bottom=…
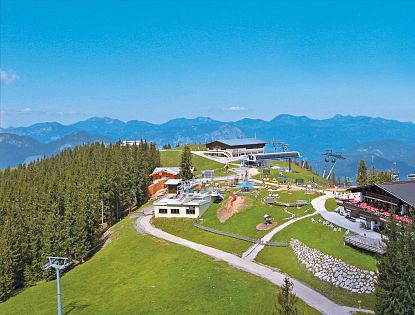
left=0, top=212, right=319, bottom=315
left=325, top=197, right=339, bottom=211
left=160, top=150, right=229, bottom=177
left=266, top=214, right=377, bottom=270
left=256, top=214, right=377, bottom=310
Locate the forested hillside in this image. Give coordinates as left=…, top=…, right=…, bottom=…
left=0, top=141, right=160, bottom=301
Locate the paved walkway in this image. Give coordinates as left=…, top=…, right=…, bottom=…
left=136, top=214, right=373, bottom=315
left=313, top=195, right=381, bottom=240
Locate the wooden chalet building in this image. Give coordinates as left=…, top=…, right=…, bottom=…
left=148, top=167, right=181, bottom=197
left=206, top=138, right=266, bottom=158
left=338, top=181, right=415, bottom=231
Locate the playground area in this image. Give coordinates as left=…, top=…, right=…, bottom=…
left=199, top=188, right=314, bottom=238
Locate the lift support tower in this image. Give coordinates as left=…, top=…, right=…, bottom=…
left=43, top=256, right=71, bottom=315
left=322, top=150, right=345, bottom=180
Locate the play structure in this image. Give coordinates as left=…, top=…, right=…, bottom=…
left=265, top=193, right=279, bottom=204
left=230, top=193, right=237, bottom=206
left=256, top=214, right=277, bottom=231
left=264, top=214, right=272, bottom=224
left=238, top=181, right=255, bottom=192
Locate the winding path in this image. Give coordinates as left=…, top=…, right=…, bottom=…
left=242, top=206, right=318, bottom=261
left=136, top=213, right=373, bottom=315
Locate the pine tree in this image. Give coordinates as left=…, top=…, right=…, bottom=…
left=180, top=145, right=193, bottom=180
left=376, top=171, right=392, bottom=184
left=0, top=220, right=15, bottom=301
left=356, top=160, right=368, bottom=186
left=367, top=166, right=378, bottom=185
left=375, top=220, right=415, bottom=314
left=277, top=277, right=298, bottom=315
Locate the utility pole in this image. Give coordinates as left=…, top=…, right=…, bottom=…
left=43, top=257, right=71, bottom=315
left=101, top=199, right=104, bottom=225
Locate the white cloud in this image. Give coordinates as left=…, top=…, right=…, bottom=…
left=0, top=69, right=19, bottom=85
left=22, top=107, right=32, bottom=112
left=224, top=106, right=248, bottom=111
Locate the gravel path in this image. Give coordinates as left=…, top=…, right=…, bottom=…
left=136, top=214, right=374, bottom=315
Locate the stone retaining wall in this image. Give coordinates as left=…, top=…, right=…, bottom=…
left=290, top=239, right=376, bottom=294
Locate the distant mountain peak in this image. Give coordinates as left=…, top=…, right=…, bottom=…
left=84, top=117, right=122, bottom=124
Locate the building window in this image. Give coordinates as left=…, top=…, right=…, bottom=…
left=171, top=209, right=180, bottom=214
left=159, top=208, right=167, bottom=214
left=186, top=208, right=196, bottom=215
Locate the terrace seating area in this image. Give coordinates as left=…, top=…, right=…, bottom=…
left=346, top=199, right=413, bottom=224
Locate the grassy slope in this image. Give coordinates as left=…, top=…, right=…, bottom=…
left=153, top=218, right=250, bottom=255
left=324, top=197, right=338, bottom=211
left=256, top=214, right=377, bottom=309
left=0, top=215, right=319, bottom=315
left=160, top=150, right=228, bottom=177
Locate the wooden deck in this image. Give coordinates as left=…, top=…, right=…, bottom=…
left=344, top=234, right=386, bottom=255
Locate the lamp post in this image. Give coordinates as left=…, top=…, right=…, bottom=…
left=43, top=256, right=71, bottom=315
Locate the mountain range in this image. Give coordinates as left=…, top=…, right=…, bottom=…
left=2, top=114, right=415, bottom=180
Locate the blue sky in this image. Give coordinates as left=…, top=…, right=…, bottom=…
left=1, top=0, right=414, bottom=127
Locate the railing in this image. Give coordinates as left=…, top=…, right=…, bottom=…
left=193, top=223, right=288, bottom=247
left=342, top=202, right=393, bottom=221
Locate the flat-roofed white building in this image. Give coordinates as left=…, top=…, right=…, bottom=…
left=154, top=191, right=224, bottom=218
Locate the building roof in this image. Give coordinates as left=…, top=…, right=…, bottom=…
left=151, top=167, right=181, bottom=176
left=165, top=179, right=182, bottom=185
left=207, top=138, right=266, bottom=146
left=377, top=181, right=415, bottom=207
left=350, top=181, right=415, bottom=207
left=154, top=192, right=212, bottom=206
left=252, top=151, right=301, bottom=160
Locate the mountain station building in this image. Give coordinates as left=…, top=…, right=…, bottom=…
left=206, top=138, right=266, bottom=158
